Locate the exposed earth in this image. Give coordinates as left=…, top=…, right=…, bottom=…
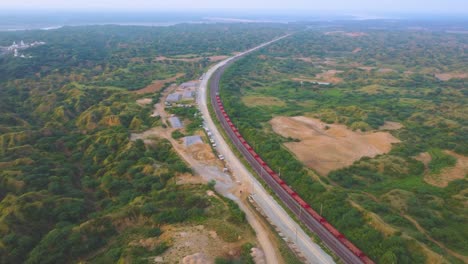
left=133, top=73, right=185, bottom=94
left=417, top=151, right=468, bottom=188
left=270, top=116, right=401, bottom=175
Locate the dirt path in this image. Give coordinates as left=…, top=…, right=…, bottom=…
left=402, top=215, right=468, bottom=262
left=133, top=73, right=184, bottom=94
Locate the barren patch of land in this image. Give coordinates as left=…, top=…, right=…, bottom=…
left=186, top=142, right=217, bottom=164
left=435, top=72, right=467, bottom=81
left=379, top=121, right=403, bottom=131
left=242, top=95, right=286, bottom=107
left=270, top=116, right=400, bottom=175
left=377, top=68, right=395, bottom=73
left=133, top=73, right=184, bottom=94
left=157, top=225, right=251, bottom=264
left=136, top=98, right=152, bottom=106
left=315, top=70, right=343, bottom=84
left=423, top=151, right=467, bottom=188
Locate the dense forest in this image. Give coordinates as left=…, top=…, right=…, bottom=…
left=0, top=23, right=294, bottom=263
left=219, top=23, right=467, bottom=263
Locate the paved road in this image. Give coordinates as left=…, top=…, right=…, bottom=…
left=197, top=36, right=336, bottom=264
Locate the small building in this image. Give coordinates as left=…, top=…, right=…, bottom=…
left=166, top=93, right=182, bottom=103
left=169, top=116, right=183, bottom=128
left=182, top=91, right=195, bottom=100
left=184, top=135, right=203, bottom=146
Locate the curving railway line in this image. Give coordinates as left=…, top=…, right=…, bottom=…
left=208, top=40, right=374, bottom=264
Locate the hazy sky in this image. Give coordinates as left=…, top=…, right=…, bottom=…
left=1, top=0, right=467, bottom=13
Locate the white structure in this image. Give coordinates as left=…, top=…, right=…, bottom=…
left=166, top=93, right=182, bottom=103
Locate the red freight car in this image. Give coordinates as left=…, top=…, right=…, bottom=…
left=306, top=208, right=325, bottom=223
left=322, top=222, right=344, bottom=239
left=269, top=172, right=284, bottom=184
left=281, top=184, right=296, bottom=196
left=247, top=148, right=257, bottom=158
left=293, top=195, right=311, bottom=209
left=264, top=165, right=274, bottom=175
left=340, top=238, right=365, bottom=257
left=255, top=156, right=266, bottom=166
left=244, top=143, right=253, bottom=151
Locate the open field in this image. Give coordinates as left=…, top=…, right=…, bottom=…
left=242, top=95, right=286, bottom=107
left=270, top=116, right=400, bottom=175
left=423, top=151, right=468, bottom=187
left=133, top=73, right=185, bottom=94
left=435, top=72, right=467, bottom=81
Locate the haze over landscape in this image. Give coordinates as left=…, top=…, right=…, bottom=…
left=2, top=0, right=468, bottom=13
left=0, top=1, right=466, bottom=264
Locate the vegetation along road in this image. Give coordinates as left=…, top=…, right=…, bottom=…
left=198, top=36, right=338, bottom=264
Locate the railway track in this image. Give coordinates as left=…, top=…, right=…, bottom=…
left=208, top=44, right=374, bottom=264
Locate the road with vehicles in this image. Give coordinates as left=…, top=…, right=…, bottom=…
left=197, top=35, right=336, bottom=264
left=199, top=35, right=373, bottom=264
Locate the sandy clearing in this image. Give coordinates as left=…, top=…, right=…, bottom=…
left=187, top=143, right=217, bottom=164
left=315, top=70, right=343, bottom=84
left=377, top=68, right=395, bottom=73
left=435, top=72, right=467, bottom=81
left=136, top=98, right=152, bottom=106
left=424, top=151, right=467, bottom=188
left=158, top=225, right=248, bottom=264
left=415, top=152, right=432, bottom=167
left=270, top=116, right=400, bottom=175
left=133, top=73, right=185, bottom=94
left=352, top=48, right=362, bottom=53
left=379, top=121, right=403, bottom=131
left=242, top=95, right=286, bottom=107
left=358, top=66, right=375, bottom=71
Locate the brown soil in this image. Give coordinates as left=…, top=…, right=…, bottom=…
left=424, top=151, right=467, bottom=188
left=136, top=98, right=152, bottom=106
left=358, top=66, right=375, bottom=71
left=187, top=143, right=217, bottom=163
left=435, top=72, right=467, bottom=81
left=176, top=173, right=205, bottom=185
left=133, top=73, right=185, bottom=94
left=379, top=121, right=403, bottom=131
left=155, top=56, right=200, bottom=62
left=315, top=70, right=343, bottom=84
left=270, top=116, right=400, bottom=175
left=377, top=68, right=395, bottom=73
left=242, top=96, right=286, bottom=107
left=158, top=225, right=247, bottom=263
left=209, top=56, right=229, bottom=62
left=415, top=152, right=432, bottom=167
left=352, top=48, right=362, bottom=53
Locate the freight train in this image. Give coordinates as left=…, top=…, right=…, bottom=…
left=214, top=95, right=374, bottom=264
